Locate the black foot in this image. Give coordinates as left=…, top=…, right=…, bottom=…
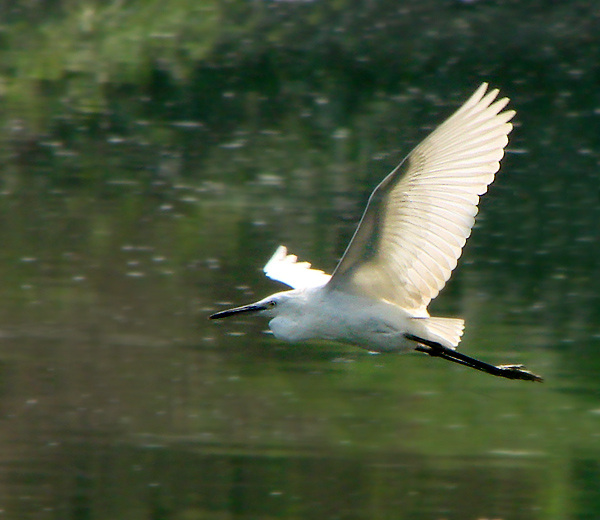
left=495, top=364, right=544, bottom=382
left=406, top=334, right=543, bottom=383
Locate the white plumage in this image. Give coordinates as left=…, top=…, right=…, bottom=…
left=263, top=245, right=331, bottom=290
left=327, top=83, right=513, bottom=316
left=210, top=84, right=543, bottom=382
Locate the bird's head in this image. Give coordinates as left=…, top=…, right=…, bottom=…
left=209, top=290, right=297, bottom=321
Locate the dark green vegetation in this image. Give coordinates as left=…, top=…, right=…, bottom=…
left=1, top=1, right=600, bottom=519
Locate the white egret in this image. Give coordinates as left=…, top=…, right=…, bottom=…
left=210, top=83, right=543, bottom=382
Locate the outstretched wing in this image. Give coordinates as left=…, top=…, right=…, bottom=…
left=327, top=83, right=515, bottom=314
left=264, top=245, right=331, bottom=290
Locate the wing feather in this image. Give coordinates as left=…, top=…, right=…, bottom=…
left=263, top=245, right=331, bottom=290
left=326, top=83, right=514, bottom=313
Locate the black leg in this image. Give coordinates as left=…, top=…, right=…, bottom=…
left=405, top=334, right=543, bottom=382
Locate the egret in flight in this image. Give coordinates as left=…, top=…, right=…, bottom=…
left=210, top=83, right=543, bottom=382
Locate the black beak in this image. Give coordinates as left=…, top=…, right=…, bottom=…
left=209, top=304, right=267, bottom=320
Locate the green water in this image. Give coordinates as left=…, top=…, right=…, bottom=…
left=1, top=2, right=600, bottom=519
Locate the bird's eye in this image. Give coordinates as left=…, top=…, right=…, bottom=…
left=267, top=301, right=276, bottom=308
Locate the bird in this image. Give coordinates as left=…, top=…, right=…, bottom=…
left=210, top=83, right=543, bottom=382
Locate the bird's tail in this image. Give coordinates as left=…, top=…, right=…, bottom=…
left=416, top=317, right=465, bottom=349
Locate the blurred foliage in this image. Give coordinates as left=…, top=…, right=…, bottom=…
left=0, top=1, right=599, bottom=151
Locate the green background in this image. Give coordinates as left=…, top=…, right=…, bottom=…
left=0, top=1, right=599, bottom=519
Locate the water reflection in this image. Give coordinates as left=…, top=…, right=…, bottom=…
left=0, top=324, right=561, bottom=519
left=4, top=441, right=547, bottom=519
left=0, top=239, right=599, bottom=519
left=3, top=115, right=600, bottom=517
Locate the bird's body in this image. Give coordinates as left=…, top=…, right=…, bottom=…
left=264, top=287, right=415, bottom=350
left=210, top=83, right=543, bottom=382
left=249, top=284, right=460, bottom=353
